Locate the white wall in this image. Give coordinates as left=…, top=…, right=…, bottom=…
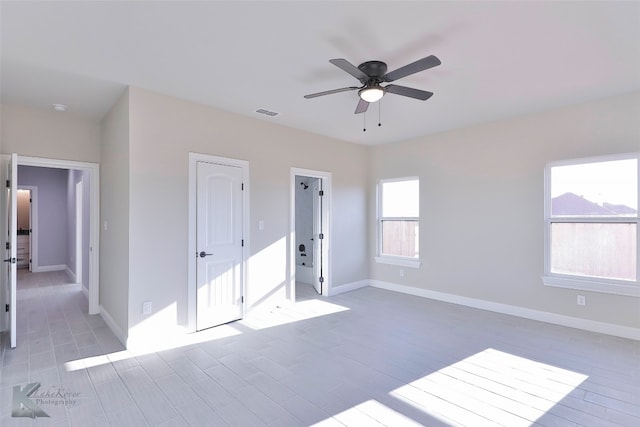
left=1, top=104, right=101, bottom=163
left=125, top=87, right=369, bottom=344
left=99, top=89, right=131, bottom=339
left=370, top=91, right=640, bottom=330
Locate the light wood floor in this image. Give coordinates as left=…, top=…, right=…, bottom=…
left=1, top=271, right=639, bottom=426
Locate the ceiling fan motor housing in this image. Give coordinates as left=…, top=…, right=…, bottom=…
left=358, top=61, right=387, bottom=83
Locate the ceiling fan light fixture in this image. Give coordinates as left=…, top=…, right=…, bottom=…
left=359, top=85, right=384, bottom=103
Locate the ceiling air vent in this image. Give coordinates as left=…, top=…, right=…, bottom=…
left=255, top=108, right=279, bottom=117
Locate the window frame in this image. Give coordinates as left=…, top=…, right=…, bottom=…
left=542, top=152, right=640, bottom=297
left=375, top=177, right=422, bottom=268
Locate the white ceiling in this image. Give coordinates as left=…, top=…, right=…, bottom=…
left=2, top=1, right=639, bottom=146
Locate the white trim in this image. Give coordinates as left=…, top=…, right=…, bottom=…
left=75, top=179, right=83, bottom=285
left=66, top=265, right=77, bottom=283
left=369, top=280, right=640, bottom=341
left=18, top=156, right=100, bottom=315
left=290, top=168, right=332, bottom=300
left=99, top=305, right=127, bottom=346
left=188, top=153, right=250, bottom=333
left=374, top=256, right=421, bottom=268
left=542, top=275, right=640, bottom=297
left=328, top=280, right=369, bottom=296
left=34, top=264, right=66, bottom=273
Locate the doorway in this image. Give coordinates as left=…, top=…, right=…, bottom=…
left=290, top=168, right=331, bottom=301
left=3, top=155, right=100, bottom=347
left=14, top=156, right=100, bottom=313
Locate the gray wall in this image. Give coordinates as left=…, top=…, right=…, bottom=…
left=124, top=87, right=369, bottom=344
left=1, top=104, right=101, bottom=163
left=18, top=166, right=68, bottom=269
left=370, top=91, right=640, bottom=329
left=100, top=89, right=131, bottom=339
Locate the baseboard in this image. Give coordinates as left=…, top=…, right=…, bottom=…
left=369, top=280, right=640, bottom=341
left=33, top=264, right=66, bottom=273
left=99, top=305, right=128, bottom=347
left=329, top=279, right=369, bottom=296
left=66, top=266, right=77, bottom=283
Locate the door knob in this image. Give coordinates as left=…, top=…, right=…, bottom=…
left=199, top=251, right=213, bottom=258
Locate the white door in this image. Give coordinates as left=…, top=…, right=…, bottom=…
left=196, top=161, right=244, bottom=330
left=312, top=179, right=323, bottom=295
left=6, top=154, right=18, bottom=348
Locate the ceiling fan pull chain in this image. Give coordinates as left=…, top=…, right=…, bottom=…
left=363, top=111, right=366, bottom=132
left=378, top=100, right=382, bottom=127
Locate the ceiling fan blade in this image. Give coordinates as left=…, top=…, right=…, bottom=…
left=384, top=55, right=441, bottom=82
left=385, top=84, right=434, bottom=101
left=330, top=58, right=368, bottom=81
left=304, top=86, right=359, bottom=99
left=354, top=98, right=369, bottom=114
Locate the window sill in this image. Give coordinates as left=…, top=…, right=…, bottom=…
left=542, top=275, right=640, bottom=297
left=375, top=256, right=421, bottom=268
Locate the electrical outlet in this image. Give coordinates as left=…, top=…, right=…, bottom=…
left=577, top=295, right=586, bottom=306
left=399, top=269, right=404, bottom=277
left=142, top=301, right=152, bottom=315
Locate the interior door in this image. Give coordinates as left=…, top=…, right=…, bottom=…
left=6, top=154, right=18, bottom=348
left=312, top=179, right=323, bottom=295
left=196, top=161, right=244, bottom=330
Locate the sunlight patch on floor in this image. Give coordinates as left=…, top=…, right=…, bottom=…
left=64, top=299, right=347, bottom=372
left=240, top=299, right=350, bottom=330
left=327, top=399, right=424, bottom=427
left=64, top=324, right=242, bottom=372
left=389, top=348, right=589, bottom=426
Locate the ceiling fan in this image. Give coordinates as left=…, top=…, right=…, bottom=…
left=304, top=55, right=441, bottom=114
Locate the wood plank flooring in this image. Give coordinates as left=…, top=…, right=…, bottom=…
left=1, top=271, right=638, bottom=426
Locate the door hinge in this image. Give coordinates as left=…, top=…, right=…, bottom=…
left=319, top=276, right=324, bottom=283
left=5, top=180, right=9, bottom=188
left=319, top=190, right=324, bottom=197
left=5, top=304, right=9, bottom=312
left=5, top=242, right=9, bottom=250
left=241, top=239, right=244, bottom=247
left=241, top=296, right=244, bottom=304
left=241, top=183, right=244, bottom=191
left=319, top=233, right=324, bottom=240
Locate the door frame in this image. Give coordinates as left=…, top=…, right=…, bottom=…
left=74, top=178, right=83, bottom=284
left=16, top=156, right=100, bottom=314
left=187, top=152, right=250, bottom=333
left=290, top=168, right=331, bottom=300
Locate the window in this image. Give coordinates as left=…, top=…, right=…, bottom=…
left=543, top=153, right=639, bottom=296
left=376, top=178, right=421, bottom=267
